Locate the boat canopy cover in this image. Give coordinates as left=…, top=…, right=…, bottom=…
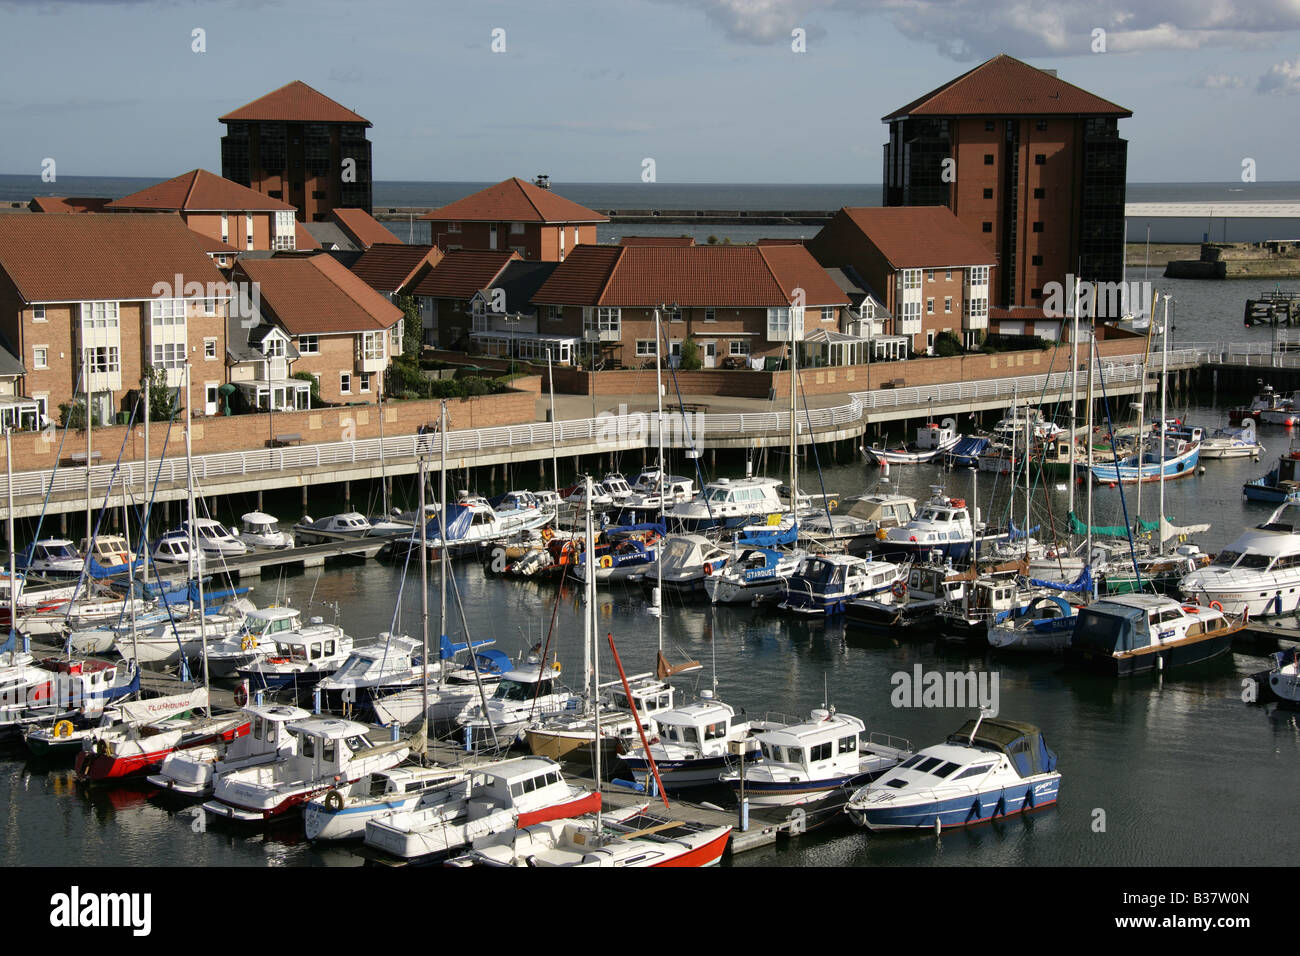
left=86, top=556, right=146, bottom=579
left=1068, top=510, right=1158, bottom=539
left=611, top=521, right=667, bottom=536
left=1029, top=565, right=1094, bottom=595
left=423, top=506, right=474, bottom=543
left=948, top=718, right=1058, bottom=778
left=1071, top=600, right=1148, bottom=654
left=947, top=436, right=989, bottom=458
left=470, top=649, right=513, bottom=675
left=438, top=634, right=494, bottom=660
left=1007, top=519, right=1041, bottom=542
left=738, top=524, right=797, bottom=548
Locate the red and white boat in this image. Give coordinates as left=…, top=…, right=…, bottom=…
left=448, top=804, right=732, bottom=868
left=147, top=703, right=312, bottom=797
left=74, top=692, right=249, bottom=782
left=201, top=716, right=409, bottom=822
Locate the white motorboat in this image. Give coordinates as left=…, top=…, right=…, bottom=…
left=863, top=422, right=961, bottom=465
left=845, top=714, right=1061, bottom=831
left=205, top=605, right=301, bottom=678
left=369, top=647, right=513, bottom=727
left=202, top=716, right=409, bottom=822
left=236, top=620, right=353, bottom=693
left=1180, top=501, right=1300, bottom=617
left=238, top=512, right=291, bottom=550
left=1199, top=421, right=1263, bottom=460
left=385, top=493, right=554, bottom=559
left=664, top=477, right=786, bottom=533
left=991, top=406, right=1063, bottom=442
left=598, top=473, right=633, bottom=502
left=303, top=764, right=472, bottom=841
left=147, top=703, right=312, bottom=796
left=294, top=512, right=373, bottom=545
left=798, top=493, right=917, bottom=553
left=454, top=660, right=575, bottom=750
left=149, top=532, right=207, bottom=569
left=112, top=597, right=257, bottom=668
left=986, top=595, right=1079, bottom=652
left=17, top=539, right=84, bottom=577
left=719, top=708, right=911, bottom=807
left=634, top=534, right=728, bottom=593
left=179, top=518, right=248, bottom=558
left=316, top=633, right=440, bottom=716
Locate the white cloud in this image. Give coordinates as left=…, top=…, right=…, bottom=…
left=1258, top=56, right=1300, bottom=93
left=653, top=0, right=1300, bottom=59
left=1198, top=72, right=1247, bottom=88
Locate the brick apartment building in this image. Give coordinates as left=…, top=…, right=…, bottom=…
left=220, top=81, right=373, bottom=223
left=0, top=215, right=230, bottom=425
left=807, top=206, right=996, bottom=355
left=422, top=178, right=608, bottom=261
left=881, top=54, right=1130, bottom=311
left=530, top=244, right=848, bottom=367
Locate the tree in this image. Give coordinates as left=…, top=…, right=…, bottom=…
left=933, top=331, right=964, bottom=357
left=292, top=370, right=321, bottom=403
left=394, top=294, right=423, bottom=359
left=679, top=337, right=702, bottom=371
left=142, top=366, right=179, bottom=421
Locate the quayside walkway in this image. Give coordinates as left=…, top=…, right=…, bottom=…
left=0, top=344, right=1256, bottom=519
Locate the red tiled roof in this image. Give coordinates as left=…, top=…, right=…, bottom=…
left=619, top=235, right=695, bottom=246
left=835, top=207, right=997, bottom=269
left=219, top=81, right=370, bottom=125
left=990, top=307, right=1049, bottom=319
left=756, top=237, right=806, bottom=246
left=294, top=223, right=321, bottom=251
left=349, top=243, right=443, bottom=293
left=534, top=244, right=847, bottom=307
left=29, top=196, right=111, bottom=214
left=0, top=214, right=225, bottom=302
left=407, top=250, right=520, bottom=299
left=331, top=208, right=400, bottom=248
left=237, top=254, right=401, bottom=335
left=422, top=178, right=608, bottom=224
left=883, top=54, right=1131, bottom=120
left=531, top=246, right=625, bottom=304
left=106, top=169, right=295, bottom=212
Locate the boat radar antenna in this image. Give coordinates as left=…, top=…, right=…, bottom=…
left=969, top=707, right=996, bottom=744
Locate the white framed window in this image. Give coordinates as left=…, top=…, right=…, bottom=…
left=548, top=305, right=562, bottom=322
left=340, top=372, right=351, bottom=394
left=359, top=372, right=371, bottom=393
left=272, top=235, right=295, bottom=251
left=298, top=335, right=319, bottom=355
left=81, top=301, right=120, bottom=327
left=151, top=298, right=186, bottom=325
left=275, top=210, right=295, bottom=234
left=361, top=331, right=386, bottom=361
left=901, top=269, right=922, bottom=291
left=203, top=298, right=217, bottom=316
left=821, top=306, right=834, bottom=322
left=83, top=346, right=120, bottom=374
left=926, top=330, right=935, bottom=352
left=705, top=308, right=716, bottom=323
left=584, top=308, right=620, bottom=336
left=945, top=297, right=952, bottom=314
left=766, top=307, right=803, bottom=340
left=447, top=222, right=461, bottom=233
left=729, top=340, right=750, bottom=356
left=472, top=312, right=489, bottom=333
left=670, top=307, right=682, bottom=323
left=33, top=393, right=48, bottom=423
left=968, top=265, right=990, bottom=286
left=264, top=337, right=285, bottom=359
left=31, top=305, right=46, bottom=323
left=152, top=342, right=185, bottom=368
left=945, top=270, right=952, bottom=281
left=510, top=221, right=524, bottom=234
left=927, top=271, right=934, bottom=282
left=390, top=322, right=403, bottom=357
left=32, top=346, right=48, bottom=370
left=221, top=213, right=229, bottom=244
left=926, top=298, right=934, bottom=315
left=636, top=340, right=655, bottom=357
left=204, top=337, right=218, bottom=359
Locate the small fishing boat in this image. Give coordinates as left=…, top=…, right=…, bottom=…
left=874, top=488, right=1015, bottom=563
left=237, top=512, right=291, bottom=550
left=454, top=659, right=575, bottom=749
left=1088, top=435, right=1201, bottom=485
left=634, top=534, right=729, bottom=593
left=235, top=620, right=353, bottom=693
left=1063, top=594, right=1241, bottom=675
left=1254, top=648, right=1300, bottom=706
left=797, top=493, right=916, bottom=554
left=845, top=714, right=1061, bottom=831
left=1260, top=391, right=1300, bottom=426
left=1229, top=384, right=1280, bottom=425
left=316, top=633, right=440, bottom=717
left=201, top=716, right=410, bottom=822
left=1199, top=421, right=1263, bottom=460
left=293, top=512, right=373, bottom=545
left=16, top=539, right=84, bottom=577
left=862, top=422, right=961, bottom=466
left=146, top=703, right=312, bottom=797
left=704, top=546, right=804, bottom=605
left=74, top=700, right=250, bottom=783
left=719, top=708, right=911, bottom=807
left=845, top=561, right=972, bottom=635
left=368, top=646, right=513, bottom=727
left=149, top=532, right=207, bottom=569
left=986, top=595, right=1079, bottom=652
left=524, top=673, right=674, bottom=764
left=303, top=764, right=472, bottom=841
left=778, top=553, right=907, bottom=616
left=362, top=756, right=602, bottom=863
left=0, top=657, right=139, bottom=739
left=1243, top=441, right=1300, bottom=504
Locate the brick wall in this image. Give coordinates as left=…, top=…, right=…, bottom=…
left=0, top=389, right=537, bottom=473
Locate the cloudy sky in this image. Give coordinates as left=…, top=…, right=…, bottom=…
left=1, top=0, right=1298, bottom=184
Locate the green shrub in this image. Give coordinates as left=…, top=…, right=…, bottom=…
left=933, top=331, right=964, bottom=357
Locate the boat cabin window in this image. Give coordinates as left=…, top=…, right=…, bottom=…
left=310, top=643, right=324, bottom=661
left=916, top=756, right=943, bottom=773
left=839, top=735, right=857, bottom=754
left=682, top=726, right=699, bottom=744
left=660, top=724, right=679, bottom=743
left=321, top=739, right=336, bottom=763
left=809, top=742, right=832, bottom=762
left=783, top=746, right=804, bottom=767
left=252, top=717, right=265, bottom=740
left=369, top=775, right=391, bottom=798
left=1211, top=550, right=1241, bottom=568
left=345, top=735, right=370, bottom=753
left=704, top=721, right=727, bottom=740
left=301, top=734, right=315, bottom=758
left=1237, top=553, right=1272, bottom=570
left=932, top=761, right=961, bottom=778
left=899, top=754, right=925, bottom=769
left=954, top=763, right=995, bottom=780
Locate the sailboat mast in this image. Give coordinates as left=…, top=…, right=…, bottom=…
left=547, top=350, right=559, bottom=494
left=654, top=305, right=665, bottom=642
left=6, top=424, right=16, bottom=664
left=1085, top=328, right=1096, bottom=595
left=84, top=350, right=92, bottom=550
left=588, top=486, right=602, bottom=832
left=1159, top=294, right=1171, bottom=557
left=184, top=364, right=210, bottom=712
left=1069, top=276, right=1080, bottom=521
left=138, top=373, right=148, bottom=667
left=789, top=303, right=798, bottom=513
left=582, top=474, right=592, bottom=710
left=379, top=381, right=388, bottom=514
left=418, top=454, right=429, bottom=744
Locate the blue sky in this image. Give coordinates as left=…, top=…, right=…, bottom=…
left=1, top=0, right=1298, bottom=184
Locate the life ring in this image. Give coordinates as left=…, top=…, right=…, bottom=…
left=704, top=562, right=714, bottom=576
left=324, top=789, right=345, bottom=812
left=950, top=498, right=966, bottom=508
left=541, top=528, right=554, bottom=543
left=1209, top=601, right=1223, bottom=612
left=1182, top=605, right=1199, bottom=614
left=240, top=634, right=257, bottom=652
left=599, top=555, right=613, bottom=569
left=53, top=720, right=74, bottom=739
left=234, top=684, right=249, bottom=707
left=891, top=580, right=907, bottom=599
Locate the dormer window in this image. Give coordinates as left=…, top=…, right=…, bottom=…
left=264, top=337, right=285, bottom=358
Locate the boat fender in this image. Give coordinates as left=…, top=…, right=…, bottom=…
left=53, top=720, right=74, bottom=739
left=891, top=581, right=907, bottom=599
left=599, top=555, right=613, bottom=569
left=876, top=528, right=888, bottom=541
left=240, top=634, right=258, bottom=652
left=324, top=789, right=345, bottom=812
left=234, top=684, right=249, bottom=707
left=1209, top=601, right=1223, bottom=612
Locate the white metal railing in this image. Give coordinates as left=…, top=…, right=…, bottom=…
left=0, top=356, right=1228, bottom=501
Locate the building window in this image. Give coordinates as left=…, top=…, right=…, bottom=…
left=1031, top=255, right=1043, bottom=266
left=636, top=340, right=655, bottom=357
left=968, top=265, right=990, bottom=286
left=297, top=335, right=319, bottom=355
left=1035, top=120, right=1048, bottom=131
left=729, top=340, right=750, bottom=356
left=583, top=307, right=620, bottom=337
left=985, top=120, right=995, bottom=132
left=361, top=331, right=386, bottom=361
left=983, top=154, right=994, bottom=165
left=447, top=222, right=461, bottom=233
left=1032, top=221, right=1044, bottom=233
left=151, top=298, right=186, bottom=325
left=32, top=346, right=47, bottom=369
left=82, top=301, right=120, bottom=327
left=202, top=298, right=217, bottom=316
left=340, top=373, right=351, bottom=394
left=510, top=222, right=525, bottom=234
left=264, top=337, right=285, bottom=359
left=1033, top=188, right=1045, bottom=199
left=926, top=330, right=935, bottom=351
left=1034, top=154, right=1046, bottom=165
left=983, top=188, right=993, bottom=199
left=204, top=338, right=217, bottom=359
left=944, top=297, right=952, bottom=314
left=359, top=372, right=371, bottom=393
left=926, top=298, right=934, bottom=315
left=32, top=305, right=45, bottom=323
left=982, top=222, right=992, bottom=233
left=945, top=271, right=952, bottom=281
left=390, top=322, right=402, bottom=357
left=767, top=307, right=802, bottom=339
left=902, top=269, right=921, bottom=291
left=83, top=346, right=120, bottom=374
left=705, top=308, right=716, bottom=323
left=221, top=213, right=229, bottom=244
left=548, top=305, right=562, bottom=322
left=152, top=342, right=185, bottom=369
left=821, top=306, right=834, bottom=322
left=669, top=307, right=683, bottom=323
left=1031, top=288, right=1043, bottom=298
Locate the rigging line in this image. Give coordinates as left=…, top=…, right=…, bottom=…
left=1095, top=335, right=1144, bottom=590
left=25, top=360, right=86, bottom=564
left=445, top=543, right=500, bottom=752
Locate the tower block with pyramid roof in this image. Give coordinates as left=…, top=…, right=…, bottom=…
left=882, top=54, right=1131, bottom=311
left=220, top=81, right=373, bottom=224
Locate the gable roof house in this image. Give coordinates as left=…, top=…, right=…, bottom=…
left=422, top=178, right=608, bottom=261
left=0, top=214, right=230, bottom=425
left=233, top=254, right=403, bottom=406
left=531, top=244, right=849, bottom=368
left=404, top=250, right=520, bottom=349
